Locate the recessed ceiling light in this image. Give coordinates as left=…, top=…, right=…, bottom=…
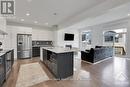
left=26, top=13, right=30, bottom=16
left=45, top=23, right=48, bottom=25
left=53, top=13, right=57, bottom=15
left=20, top=19, right=24, bottom=21
left=128, top=14, right=130, bottom=16
left=34, top=21, right=38, bottom=23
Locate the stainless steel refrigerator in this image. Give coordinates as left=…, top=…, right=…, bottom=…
left=17, top=34, right=32, bottom=59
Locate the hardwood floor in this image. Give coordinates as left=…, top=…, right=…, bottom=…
left=3, top=57, right=130, bottom=87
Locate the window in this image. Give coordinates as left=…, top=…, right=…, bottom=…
left=104, top=31, right=116, bottom=42
left=82, top=31, right=91, bottom=45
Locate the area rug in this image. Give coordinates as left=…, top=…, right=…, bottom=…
left=16, top=62, right=49, bottom=87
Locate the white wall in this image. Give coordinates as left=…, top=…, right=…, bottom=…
left=6, top=25, right=55, bottom=60
left=0, top=17, right=6, bottom=32
left=32, top=28, right=54, bottom=41
left=127, top=21, right=130, bottom=58
left=80, top=18, right=130, bottom=58
left=0, top=17, right=6, bottom=49
left=56, top=28, right=81, bottom=59
left=6, top=25, right=32, bottom=59
left=56, top=18, right=130, bottom=58
left=57, top=28, right=79, bottom=48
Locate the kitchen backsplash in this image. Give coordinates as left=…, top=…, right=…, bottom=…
left=32, top=40, right=53, bottom=47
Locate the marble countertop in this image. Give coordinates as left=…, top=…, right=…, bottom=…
left=41, top=47, right=79, bottom=53
left=0, top=49, right=12, bottom=56
left=0, top=53, right=5, bottom=56
left=32, top=45, right=53, bottom=47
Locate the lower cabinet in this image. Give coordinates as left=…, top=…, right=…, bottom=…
left=51, top=63, right=57, bottom=76
left=0, top=50, right=14, bottom=87
left=32, top=47, right=40, bottom=57
left=42, top=49, right=73, bottom=79
left=5, top=50, right=14, bottom=78
left=0, top=55, right=5, bottom=87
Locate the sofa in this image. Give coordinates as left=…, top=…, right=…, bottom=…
left=81, top=46, right=113, bottom=63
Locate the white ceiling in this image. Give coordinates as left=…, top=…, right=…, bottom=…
left=7, top=0, right=130, bottom=29
left=65, top=2, right=130, bottom=30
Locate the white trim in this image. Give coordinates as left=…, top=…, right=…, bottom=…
left=82, top=60, right=93, bottom=64
left=82, top=57, right=113, bottom=65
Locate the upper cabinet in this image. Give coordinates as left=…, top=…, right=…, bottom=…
left=0, top=17, right=7, bottom=35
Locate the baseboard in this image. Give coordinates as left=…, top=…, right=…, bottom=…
left=82, top=57, right=113, bottom=65
left=93, top=57, right=113, bottom=64
left=82, top=60, right=94, bottom=64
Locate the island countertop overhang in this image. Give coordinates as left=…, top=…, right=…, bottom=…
left=41, top=47, right=79, bottom=53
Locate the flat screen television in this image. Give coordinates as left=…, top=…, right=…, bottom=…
left=64, top=33, right=74, bottom=41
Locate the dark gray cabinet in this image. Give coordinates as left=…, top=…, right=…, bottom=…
left=32, top=40, right=53, bottom=57
left=42, top=49, right=73, bottom=79
left=0, top=50, right=14, bottom=87
left=0, top=55, right=5, bottom=87
left=5, top=50, right=14, bottom=78
left=32, top=47, right=40, bottom=57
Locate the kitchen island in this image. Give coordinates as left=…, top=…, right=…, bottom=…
left=40, top=47, right=78, bottom=79
left=0, top=49, right=14, bottom=86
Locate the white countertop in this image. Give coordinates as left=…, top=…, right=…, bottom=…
left=0, top=53, right=5, bottom=56
left=0, top=49, right=11, bottom=56
left=32, top=45, right=53, bottom=47
left=41, top=47, right=79, bottom=53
